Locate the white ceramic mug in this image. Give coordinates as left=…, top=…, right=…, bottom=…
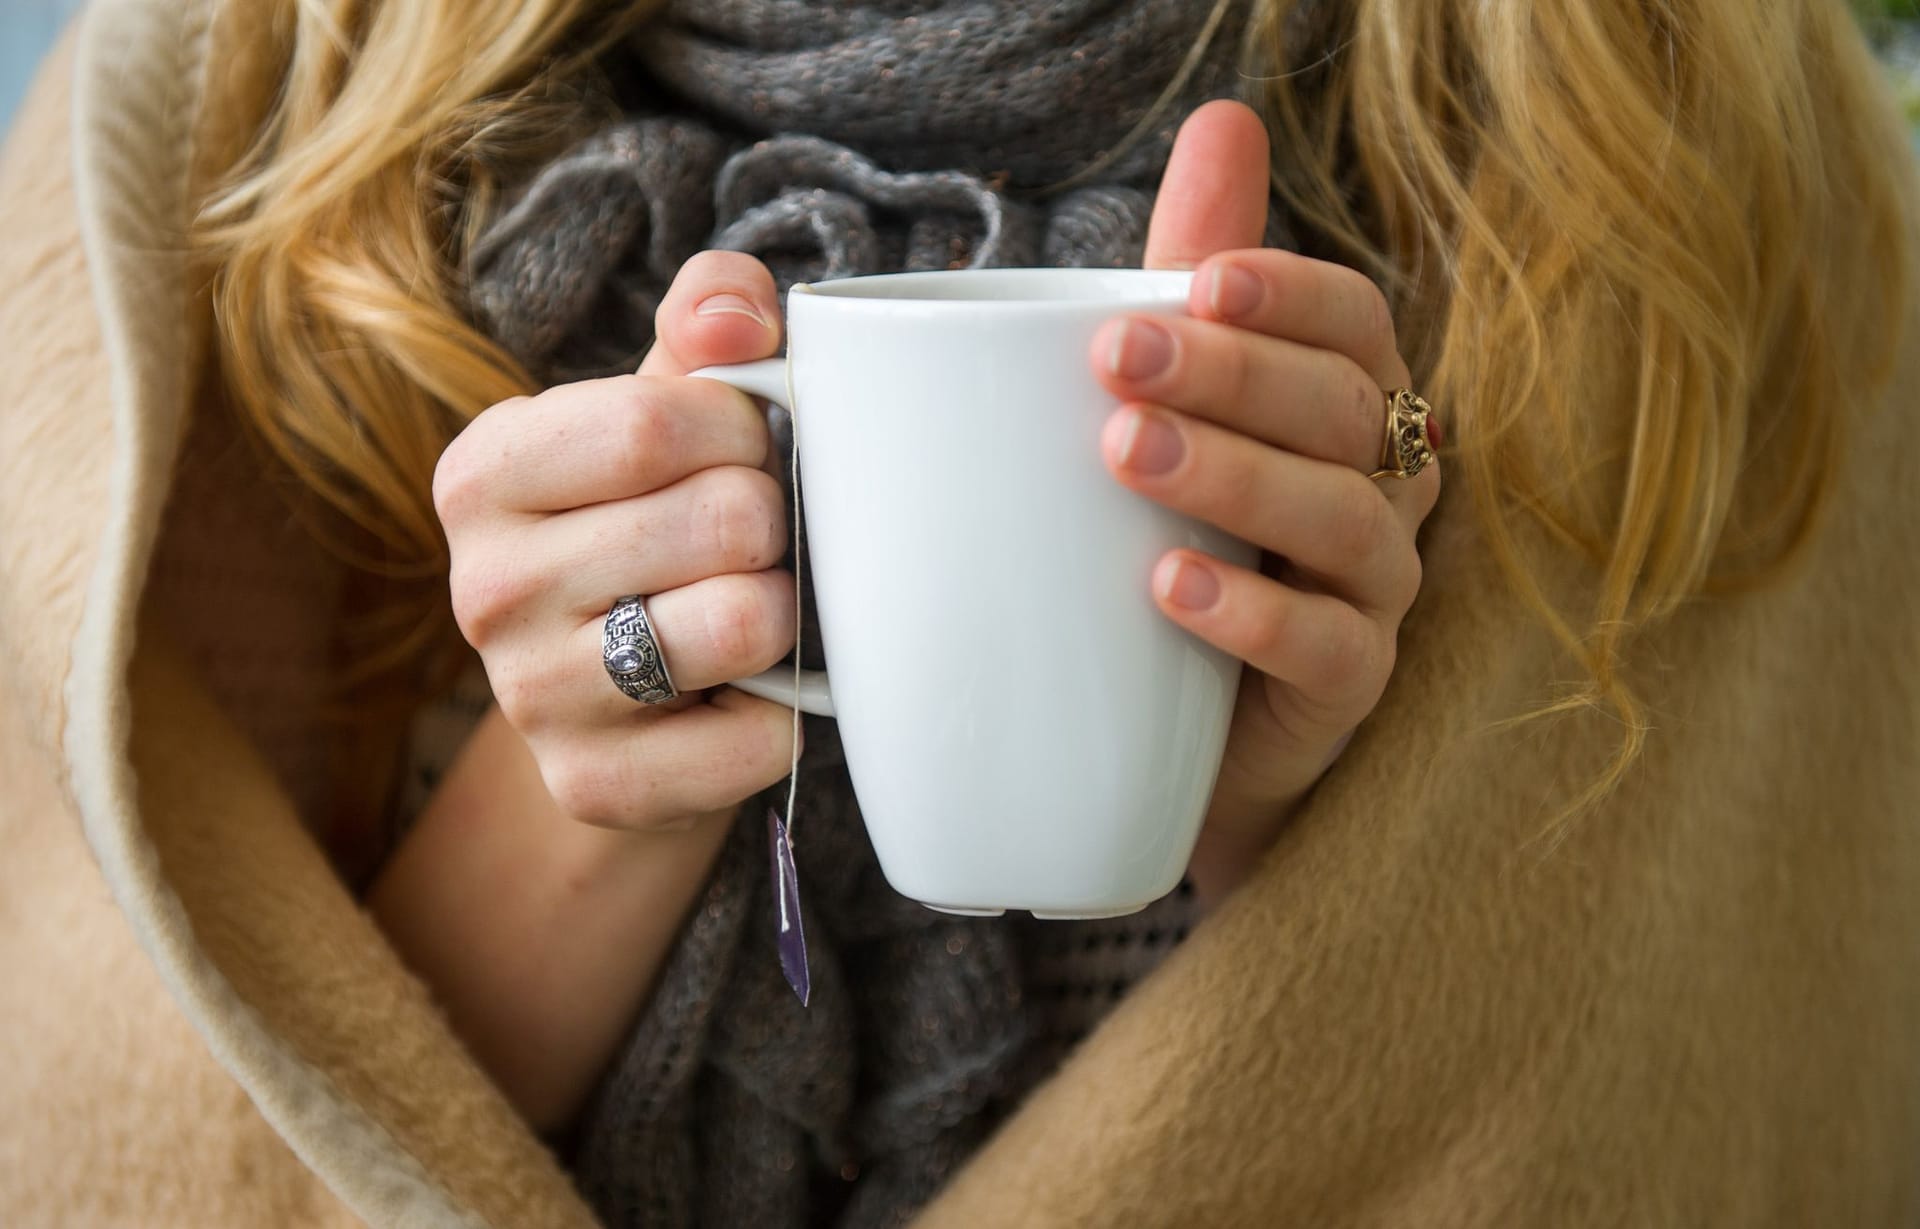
left=693, top=267, right=1256, bottom=918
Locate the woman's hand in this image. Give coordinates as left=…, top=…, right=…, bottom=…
left=1099, top=101, right=1441, bottom=907
left=434, top=250, right=802, bottom=831
left=374, top=252, right=801, bottom=1133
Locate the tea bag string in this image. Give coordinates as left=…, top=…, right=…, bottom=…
left=782, top=351, right=804, bottom=833
left=766, top=351, right=814, bottom=1007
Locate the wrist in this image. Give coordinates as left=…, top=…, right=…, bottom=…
left=1190, top=729, right=1356, bottom=909
left=1187, top=789, right=1302, bottom=914
left=367, top=707, right=741, bottom=1133
left=544, top=803, right=735, bottom=892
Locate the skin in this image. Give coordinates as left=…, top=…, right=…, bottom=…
left=369, top=99, right=1438, bottom=1134
left=1113, top=101, right=1438, bottom=907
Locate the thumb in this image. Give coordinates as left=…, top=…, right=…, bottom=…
left=1142, top=100, right=1272, bottom=271
left=638, top=250, right=783, bottom=378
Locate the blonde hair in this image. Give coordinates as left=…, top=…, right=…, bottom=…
left=200, top=0, right=1913, bottom=808
left=1257, top=0, right=1911, bottom=818
left=199, top=0, right=658, bottom=701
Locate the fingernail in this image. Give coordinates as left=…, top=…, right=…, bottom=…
left=1116, top=407, right=1185, bottom=475
left=1160, top=556, right=1220, bottom=611
left=1109, top=319, right=1175, bottom=381
left=695, top=292, right=769, bottom=327
left=1209, top=263, right=1263, bottom=318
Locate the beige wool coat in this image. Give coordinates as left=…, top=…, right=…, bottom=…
left=4, top=1, right=1919, bottom=1225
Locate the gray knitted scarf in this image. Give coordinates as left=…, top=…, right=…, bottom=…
left=464, top=3, right=1310, bottom=1226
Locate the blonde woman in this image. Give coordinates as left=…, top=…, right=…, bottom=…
left=1, top=0, right=1916, bottom=1226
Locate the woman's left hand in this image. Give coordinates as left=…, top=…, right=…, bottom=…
left=1098, top=101, right=1441, bottom=908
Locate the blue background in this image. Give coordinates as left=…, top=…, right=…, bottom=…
left=2, top=0, right=83, bottom=134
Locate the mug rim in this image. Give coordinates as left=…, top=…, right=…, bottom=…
left=791, top=266, right=1192, bottom=311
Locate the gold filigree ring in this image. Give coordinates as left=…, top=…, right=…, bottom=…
left=1368, top=388, right=1441, bottom=481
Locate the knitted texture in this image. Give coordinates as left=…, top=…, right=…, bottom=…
left=398, top=673, right=1199, bottom=1226
left=459, top=3, right=1287, bottom=1224
left=468, top=0, right=1290, bottom=385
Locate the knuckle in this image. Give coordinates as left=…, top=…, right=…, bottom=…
left=1330, top=472, right=1393, bottom=561
left=431, top=433, right=486, bottom=526
left=1353, top=276, right=1397, bottom=356
left=1206, top=441, right=1261, bottom=524
left=721, top=707, right=790, bottom=792
left=703, top=467, right=786, bottom=572
left=1240, top=592, right=1291, bottom=667
left=754, top=572, right=800, bottom=668
left=447, top=550, right=532, bottom=648
left=434, top=397, right=533, bottom=523
left=1392, top=552, right=1425, bottom=616
left=614, top=382, right=680, bottom=483
left=1416, top=463, right=1443, bottom=515
left=701, top=574, right=784, bottom=671
left=1220, top=325, right=1256, bottom=410
left=1347, top=368, right=1382, bottom=461
left=488, top=660, right=550, bottom=733
left=543, top=747, right=610, bottom=826
left=546, top=744, right=651, bottom=829
left=1366, top=632, right=1398, bottom=702
left=1309, top=611, right=1380, bottom=696
left=702, top=583, right=756, bottom=668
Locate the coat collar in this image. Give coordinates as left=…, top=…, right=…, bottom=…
left=11, top=1, right=597, bottom=1223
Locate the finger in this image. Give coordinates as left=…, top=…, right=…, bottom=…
left=1142, top=100, right=1270, bottom=271
left=638, top=250, right=783, bottom=378
left=536, top=685, right=799, bottom=830
left=627, top=569, right=797, bottom=694
left=1090, top=313, right=1387, bottom=473
left=436, top=374, right=770, bottom=519
left=507, top=465, right=788, bottom=624
left=1149, top=549, right=1392, bottom=729
left=498, top=570, right=798, bottom=733
left=1192, top=248, right=1411, bottom=390
left=1102, top=403, right=1428, bottom=617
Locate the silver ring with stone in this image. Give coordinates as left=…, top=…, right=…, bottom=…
left=602, top=595, right=678, bottom=705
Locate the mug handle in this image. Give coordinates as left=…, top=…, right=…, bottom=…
left=688, top=357, right=836, bottom=718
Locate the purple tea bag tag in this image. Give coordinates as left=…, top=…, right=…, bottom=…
left=768, top=807, right=811, bottom=1007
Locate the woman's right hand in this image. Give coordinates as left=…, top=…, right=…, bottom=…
left=434, top=251, right=801, bottom=831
